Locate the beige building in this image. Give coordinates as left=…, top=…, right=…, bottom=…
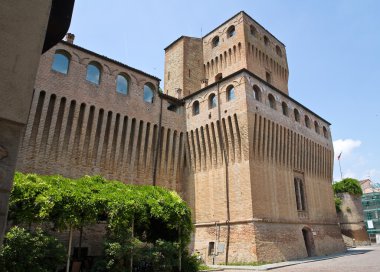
left=0, top=0, right=74, bottom=243
left=16, top=11, right=345, bottom=263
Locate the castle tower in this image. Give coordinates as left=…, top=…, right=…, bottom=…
left=164, top=11, right=289, bottom=97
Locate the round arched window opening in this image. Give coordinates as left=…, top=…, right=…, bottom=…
left=268, top=94, right=276, bottom=109
left=253, top=85, right=261, bottom=101
left=143, top=83, right=155, bottom=103
left=294, top=109, right=300, bottom=122
left=264, top=35, right=269, bottom=46
left=305, top=115, right=311, bottom=128
left=212, top=36, right=220, bottom=48
left=52, top=51, right=71, bottom=74
left=250, top=25, right=257, bottom=37
left=86, top=62, right=102, bottom=85
left=227, top=85, right=236, bottom=101
left=314, top=121, right=320, bottom=134
left=193, top=101, right=200, bottom=116
left=276, top=45, right=282, bottom=57
left=209, top=93, right=217, bottom=109
left=323, top=126, right=328, bottom=138
left=116, top=74, right=129, bottom=95
left=227, top=25, right=236, bottom=38
left=282, top=102, right=288, bottom=116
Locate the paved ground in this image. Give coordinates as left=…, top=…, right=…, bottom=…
left=208, top=245, right=380, bottom=271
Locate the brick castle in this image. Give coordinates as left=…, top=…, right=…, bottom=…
left=16, top=11, right=345, bottom=263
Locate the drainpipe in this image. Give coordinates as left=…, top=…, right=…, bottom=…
left=216, top=82, right=231, bottom=264
left=153, top=84, right=163, bottom=186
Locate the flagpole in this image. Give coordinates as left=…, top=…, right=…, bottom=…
left=338, top=152, right=343, bottom=180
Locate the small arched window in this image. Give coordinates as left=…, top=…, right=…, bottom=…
left=143, top=83, right=155, bottom=103
left=116, top=74, right=129, bottom=94
left=314, top=121, right=320, bottom=134
left=250, top=25, right=257, bottom=37
left=227, top=25, right=236, bottom=38
left=212, top=36, right=220, bottom=48
left=264, top=35, right=269, bottom=46
left=52, top=51, right=70, bottom=74
left=276, top=45, right=282, bottom=57
left=253, top=85, right=261, bottom=101
left=268, top=94, right=276, bottom=109
left=86, top=62, right=101, bottom=85
left=282, top=102, right=288, bottom=116
left=294, top=109, right=300, bottom=122
left=208, top=93, right=217, bottom=109
left=323, top=126, right=328, bottom=138
left=305, top=115, right=311, bottom=128
left=193, top=101, right=200, bottom=116
left=227, top=85, right=236, bottom=101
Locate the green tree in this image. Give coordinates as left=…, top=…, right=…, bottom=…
left=0, top=226, right=66, bottom=272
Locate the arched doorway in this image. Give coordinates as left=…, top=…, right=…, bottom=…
left=302, top=227, right=316, bottom=257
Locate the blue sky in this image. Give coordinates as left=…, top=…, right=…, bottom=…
left=68, top=0, right=380, bottom=183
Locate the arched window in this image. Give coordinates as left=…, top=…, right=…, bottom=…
left=212, top=36, right=220, bottom=48
left=282, top=102, right=288, bottom=116
left=227, top=85, right=236, bottom=101
left=250, top=25, right=257, bottom=37
left=268, top=94, right=276, bottom=109
left=86, top=62, right=101, bottom=85
left=208, top=93, right=217, bottom=109
left=294, top=109, right=300, bottom=122
left=264, top=35, right=269, bottom=46
left=116, top=74, right=129, bottom=94
left=143, top=83, right=155, bottom=103
left=227, top=25, right=236, bottom=38
left=52, top=51, right=70, bottom=74
left=294, top=177, right=306, bottom=211
left=323, top=126, right=328, bottom=138
left=193, top=101, right=200, bottom=116
left=276, top=45, right=282, bottom=57
left=314, top=121, right=320, bottom=134
left=305, top=115, right=311, bottom=128
left=253, top=85, right=261, bottom=101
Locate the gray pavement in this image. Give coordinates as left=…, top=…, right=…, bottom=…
left=206, top=244, right=380, bottom=271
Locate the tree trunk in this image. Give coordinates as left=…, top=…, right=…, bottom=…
left=66, top=226, right=73, bottom=272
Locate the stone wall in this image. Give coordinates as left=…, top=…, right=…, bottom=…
left=337, top=193, right=370, bottom=244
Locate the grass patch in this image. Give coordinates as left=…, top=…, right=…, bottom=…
left=199, top=264, right=213, bottom=270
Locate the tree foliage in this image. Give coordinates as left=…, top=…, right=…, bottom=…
left=8, top=172, right=196, bottom=271
left=0, top=226, right=66, bottom=272
left=333, top=178, right=363, bottom=196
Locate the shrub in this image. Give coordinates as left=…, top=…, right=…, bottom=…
left=0, top=226, right=66, bottom=272
left=333, top=178, right=363, bottom=196
left=334, top=197, right=342, bottom=212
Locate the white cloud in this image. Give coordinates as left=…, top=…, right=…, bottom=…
left=333, top=139, right=362, bottom=159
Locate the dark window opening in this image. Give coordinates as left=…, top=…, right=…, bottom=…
left=264, top=35, right=269, bottom=46
left=212, top=36, right=220, bottom=47
left=294, top=177, right=306, bottom=211
left=193, top=101, right=200, bottom=116
left=227, top=25, right=236, bottom=37
left=227, top=85, right=236, bottom=101
left=268, top=94, right=276, bottom=109
left=253, top=85, right=261, bottom=101
left=294, top=109, right=300, bottom=122
left=209, top=93, right=217, bottom=109
left=282, top=102, right=288, bottom=116
left=208, top=242, right=215, bottom=256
